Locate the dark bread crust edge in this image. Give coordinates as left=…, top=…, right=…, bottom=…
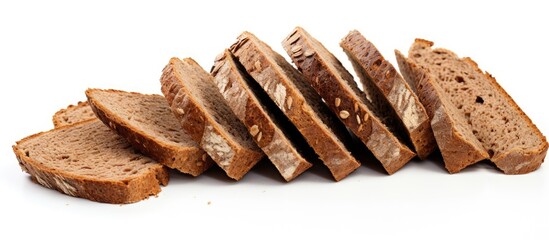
left=160, top=57, right=264, bottom=180
left=395, top=50, right=489, bottom=173
left=12, top=119, right=169, bottom=204
left=340, top=30, right=436, bottom=159
left=85, top=89, right=213, bottom=177
left=282, top=27, right=413, bottom=174
left=231, top=32, right=361, bottom=179
left=211, top=50, right=312, bottom=181
left=410, top=39, right=548, bottom=174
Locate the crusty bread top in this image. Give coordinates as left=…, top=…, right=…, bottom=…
left=340, top=30, right=435, bottom=159
left=231, top=32, right=350, bottom=137
left=166, top=57, right=260, bottom=150
left=13, top=119, right=169, bottom=203
left=161, top=57, right=264, bottom=180
left=282, top=27, right=414, bottom=174
left=52, top=101, right=96, bottom=127
left=408, top=39, right=548, bottom=173
left=211, top=50, right=313, bottom=181
left=230, top=31, right=361, bottom=179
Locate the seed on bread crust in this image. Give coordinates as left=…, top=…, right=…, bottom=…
left=339, top=110, right=350, bottom=119
left=291, top=45, right=302, bottom=53
left=287, top=96, right=293, bottom=110
left=304, top=50, right=315, bottom=57
left=257, top=132, right=263, bottom=142
left=250, top=125, right=259, bottom=136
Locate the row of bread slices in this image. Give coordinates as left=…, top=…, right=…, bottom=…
left=13, top=27, right=547, bottom=203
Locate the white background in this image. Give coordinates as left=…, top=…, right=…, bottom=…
left=1, top=0, right=548, bottom=239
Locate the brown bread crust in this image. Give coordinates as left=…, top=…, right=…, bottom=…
left=409, top=39, right=548, bottom=174
left=160, top=57, right=264, bottom=180
left=395, top=50, right=489, bottom=173
left=12, top=120, right=169, bottom=204
left=230, top=32, right=361, bottom=180
left=282, top=27, right=414, bottom=174
left=341, top=30, right=436, bottom=159
left=86, top=89, right=213, bottom=177
left=211, top=50, right=312, bottom=181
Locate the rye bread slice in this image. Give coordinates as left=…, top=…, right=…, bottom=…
left=230, top=32, right=360, bottom=180
left=52, top=101, right=96, bottom=127
left=341, top=30, right=436, bottom=159
left=407, top=39, right=548, bottom=174
left=211, top=50, right=313, bottom=181
left=86, top=89, right=213, bottom=176
left=282, top=27, right=415, bottom=174
left=12, top=119, right=169, bottom=204
left=395, top=50, right=489, bottom=173
left=160, top=57, right=264, bottom=180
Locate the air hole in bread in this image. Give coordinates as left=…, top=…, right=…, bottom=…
left=503, top=117, right=509, bottom=124
left=455, top=76, right=465, bottom=83
left=373, top=59, right=382, bottom=67
left=475, top=96, right=484, bottom=104
left=413, top=53, right=421, bottom=58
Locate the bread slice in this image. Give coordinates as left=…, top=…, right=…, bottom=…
left=407, top=39, right=548, bottom=174
left=160, top=57, right=264, bottom=180
left=395, top=50, right=489, bottom=173
left=340, top=30, right=436, bottom=159
left=230, top=32, right=360, bottom=180
left=86, top=89, right=213, bottom=176
left=282, top=27, right=415, bottom=174
left=12, top=119, right=169, bottom=204
left=52, top=101, right=96, bottom=127
left=211, top=50, right=313, bottom=181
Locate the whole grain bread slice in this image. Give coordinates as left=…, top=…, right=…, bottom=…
left=407, top=39, right=548, bottom=174
left=341, top=30, right=436, bottom=159
left=86, top=89, right=213, bottom=176
left=161, top=57, right=264, bottom=180
left=395, top=50, right=489, bottom=173
left=230, top=32, right=360, bottom=180
left=282, top=27, right=415, bottom=174
left=211, top=50, right=313, bottom=181
left=12, top=119, right=169, bottom=204
left=52, top=101, right=96, bottom=127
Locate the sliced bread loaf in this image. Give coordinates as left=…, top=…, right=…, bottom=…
left=341, top=30, right=436, bottom=159
left=230, top=32, right=360, bottom=180
left=282, top=27, right=415, bottom=174
left=12, top=119, right=169, bottom=204
left=86, top=89, right=213, bottom=176
left=407, top=39, right=548, bottom=174
left=160, top=57, right=264, bottom=180
left=395, top=50, right=489, bottom=173
left=52, top=101, right=96, bottom=127
left=211, top=50, right=313, bottom=181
